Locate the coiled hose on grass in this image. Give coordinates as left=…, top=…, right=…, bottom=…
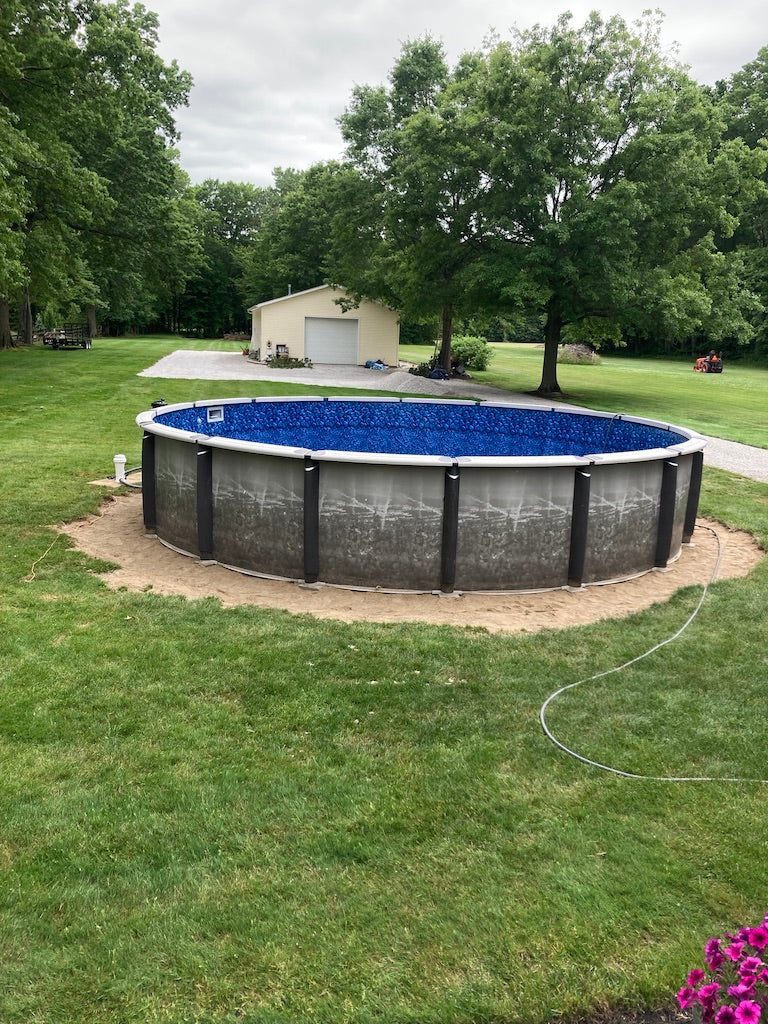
left=539, top=525, right=766, bottom=783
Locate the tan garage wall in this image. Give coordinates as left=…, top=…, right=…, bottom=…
left=250, top=286, right=399, bottom=365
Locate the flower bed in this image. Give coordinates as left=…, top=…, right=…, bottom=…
left=677, top=917, right=768, bottom=1024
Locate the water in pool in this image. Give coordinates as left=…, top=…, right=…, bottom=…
left=156, top=400, right=685, bottom=459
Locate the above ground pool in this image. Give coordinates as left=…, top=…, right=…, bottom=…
left=137, top=397, right=706, bottom=593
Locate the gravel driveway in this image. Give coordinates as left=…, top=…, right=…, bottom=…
left=139, top=350, right=768, bottom=483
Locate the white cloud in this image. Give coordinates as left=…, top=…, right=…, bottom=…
left=148, top=0, right=768, bottom=187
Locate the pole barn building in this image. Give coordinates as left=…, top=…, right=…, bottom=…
left=248, top=285, right=400, bottom=365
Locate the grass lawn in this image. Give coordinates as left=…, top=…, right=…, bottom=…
left=399, top=343, right=768, bottom=449
left=1, top=336, right=767, bottom=1024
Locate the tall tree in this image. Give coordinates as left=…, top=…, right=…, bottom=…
left=0, top=112, right=35, bottom=346
left=716, top=47, right=768, bottom=356
left=0, top=0, right=107, bottom=345
left=180, top=179, right=266, bottom=337
left=0, top=3, right=35, bottom=341
left=0, top=0, right=192, bottom=347
left=235, top=162, right=367, bottom=308
left=69, top=0, right=194, bottom=335
left=340, top=40, right=492, bottom=370
left=478, top=12, right=765, bottom=393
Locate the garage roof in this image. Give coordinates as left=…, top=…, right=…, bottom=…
left=247, top=284, right=337, bottom=313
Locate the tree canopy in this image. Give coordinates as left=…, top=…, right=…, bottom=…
left=0, top=0, right=194, bottom=346
left=235, top=162, right=364, bottom=310
left=340, top=40, right=496, bottom=370
left=481, top=13, right=766, bottom=390
left=716, top=46, right=768, bottom=357
left=338, top=13, right=768, bottom=391
left=3, top=3, right=766, bottom=372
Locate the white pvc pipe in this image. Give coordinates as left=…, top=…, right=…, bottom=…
left=113, top=453, right=127, bottom=482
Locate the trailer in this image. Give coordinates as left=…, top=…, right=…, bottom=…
left=43, top=324, right=92, bottom=349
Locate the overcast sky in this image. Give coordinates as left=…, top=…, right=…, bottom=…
left=147, top=0, right=768, bottom=188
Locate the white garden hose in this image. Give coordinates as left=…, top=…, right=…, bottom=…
left=539, top=525, right=766, bottom=783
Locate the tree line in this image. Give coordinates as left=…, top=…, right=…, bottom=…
left=2, top=3, right=766, bottom=393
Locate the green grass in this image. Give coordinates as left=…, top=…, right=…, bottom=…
left=400, top=343, right=768, bottom=448
left=1, top=336, right=768, bottom=1023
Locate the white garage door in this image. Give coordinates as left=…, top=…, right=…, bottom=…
left=304, top=317, right=359, bottom=364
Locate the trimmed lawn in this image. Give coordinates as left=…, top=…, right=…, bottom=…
left=0, top=336, right=767, bottom=1024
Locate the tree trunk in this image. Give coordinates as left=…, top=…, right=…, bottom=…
left=87, top=305, right=98, bottom=338
left=437, top=304, right=453, bottom=372
left=536, top=295, right=563, bottom=396
left=18, top=289, right=33, bottom=345
left=0, top=299, right=14, bottom=349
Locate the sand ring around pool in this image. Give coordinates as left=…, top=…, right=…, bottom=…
left=59, top=490, right=762, bottom=635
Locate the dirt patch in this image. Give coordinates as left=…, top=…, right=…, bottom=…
left=59, top=492, right=762, bottom=635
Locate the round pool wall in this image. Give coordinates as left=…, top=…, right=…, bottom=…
left=137, top=397, right=706, bottom=593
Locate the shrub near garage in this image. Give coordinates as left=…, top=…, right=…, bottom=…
left=406, top=336, right=494, bottom=376
left=267, top=356, right=313, bottom=369
left=451, top=335, right=493, bottom=370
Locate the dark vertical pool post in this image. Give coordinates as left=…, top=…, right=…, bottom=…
left=196, top=445, right=214, bottom=561
left=440, top=464, right=460, bottom=593
left=141, top=432, right=156, bottom=532
left=683, top=450, right=704, bottom=543
left=567, top=467, right=592, bottom=588
left=304, top=457, right=320, bottom=584
left=655, top=458, right=679, bottom=568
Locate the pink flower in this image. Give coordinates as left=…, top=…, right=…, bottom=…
left=699, top=982, right=723, bottom=1002
left=742, top=957, right=764, bottom=974
left=677, top=986, right=697, bottom=1010
left=730, top=982, right=757, bottom=997
left=735, top=1001, right=762, bottom=1024
left=680, top=923, right=768, bottom=1024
